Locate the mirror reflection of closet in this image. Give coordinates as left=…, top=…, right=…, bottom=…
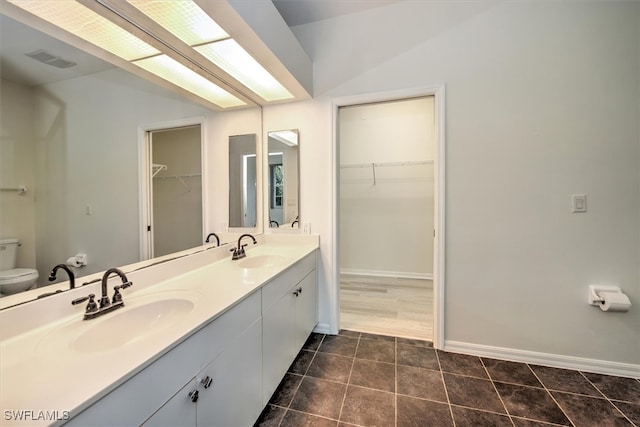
left=267, top=130, right=299, bottom=228
left=228, top=134, right=257, bottom=228
left=150, top=125, right=203, bottom=258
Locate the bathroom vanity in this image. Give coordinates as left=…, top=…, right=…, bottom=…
left=0, top=235, right=318, bottom=426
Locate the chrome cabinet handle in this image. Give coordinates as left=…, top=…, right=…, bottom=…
left=189, top=390, right=199, bottom=403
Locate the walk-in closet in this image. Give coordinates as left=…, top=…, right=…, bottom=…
left=339, top=96, right=435, bottom=340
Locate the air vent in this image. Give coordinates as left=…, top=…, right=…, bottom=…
left=25, top=49, right=77, bottom=68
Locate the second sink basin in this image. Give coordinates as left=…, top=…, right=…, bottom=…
left=39, top=290, right=199, bottom=355
left=237, top=254, right=287, bottom=269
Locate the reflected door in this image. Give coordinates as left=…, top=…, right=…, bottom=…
left=149, top=125, right=203, bottom=257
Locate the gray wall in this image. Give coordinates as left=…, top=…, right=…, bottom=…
left=264, top=1, right=640, bottom=367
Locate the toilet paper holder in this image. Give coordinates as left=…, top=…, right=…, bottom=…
left=587, top=285, right=623, bottom=305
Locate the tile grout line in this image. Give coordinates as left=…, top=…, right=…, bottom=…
left=434, top=349, right=456, bottom=426
left=279, top=333, right=326, bottom=427
left=394, top=337, right=398, bottom=427
left=577, top=371, right=638, bottom=426
left=478, top=357, right=516, bottom=427
left=526, top=363, right=576, bottom=427
left=337, top=333, right=360, bottom=424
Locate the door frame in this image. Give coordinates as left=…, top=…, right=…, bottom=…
left=138, top=116, right=207, bottom=260
left=331, top=85, right=446, bottom=348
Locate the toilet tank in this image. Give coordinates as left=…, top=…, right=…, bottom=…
left=0, top=239, right=19, bottom=271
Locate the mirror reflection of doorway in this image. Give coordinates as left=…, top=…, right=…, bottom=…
left=228, top=134, right=257, bottom=228
left=243, top=154, right=257, bottom=228
left=149, top=125, right=203, bottom=258
left=338, top=96, right=435, bottom=341
left=269, top=153, right=284, bottom=225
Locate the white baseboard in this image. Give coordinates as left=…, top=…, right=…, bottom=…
left=313, top=322, right=334, bottom=335
left=445, top=340, right=640, bottom=379
left=340, top=268, right=433, bottom=280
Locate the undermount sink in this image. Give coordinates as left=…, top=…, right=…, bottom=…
left=237, top=254, right=287, bottom=269
left=39, top=291, right=199, bottom=354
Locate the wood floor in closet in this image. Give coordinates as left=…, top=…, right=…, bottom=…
left=339, top=274, right=433, bottom=341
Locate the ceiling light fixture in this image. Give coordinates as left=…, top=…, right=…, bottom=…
left=6, top=0, right=248, bottom=109
left=126, top=0, right=293, bottom=102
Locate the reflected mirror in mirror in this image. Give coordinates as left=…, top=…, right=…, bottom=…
left=0, top=13, right=262, bottom=308
left=229, top=134, right=257, bottom=228
left=267, top=130, right=299, bottom=228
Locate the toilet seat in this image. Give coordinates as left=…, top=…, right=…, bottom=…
left=0, top=268, right=39, bottom=285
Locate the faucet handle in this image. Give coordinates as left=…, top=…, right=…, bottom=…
left=71, top=294, right=98, bottom=313
left=112, top=286, right=123, bottom=304
left=71, top=293, right=93, bottom=305
left=112, top=281, right=133, bottom=304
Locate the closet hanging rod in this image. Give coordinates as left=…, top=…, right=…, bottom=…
left=0, top=185, right=27, bottom=195
left=340, top=160, right=433, bottom=169
left=153, top=173, right=202, bottom=180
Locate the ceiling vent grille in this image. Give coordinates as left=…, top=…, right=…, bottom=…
left=25, top=49, right=77, bottom=68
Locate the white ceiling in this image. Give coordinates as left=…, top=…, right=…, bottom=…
left=272, top=0, right=403, bottom=27
left=1, top=1, right=400, bottom=88
left=0, top=15, right=115, bottom=87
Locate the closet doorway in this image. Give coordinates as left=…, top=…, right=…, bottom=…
left=139, top=120, right=205, bottom=259
left=339, top=96, right=435, bottom=340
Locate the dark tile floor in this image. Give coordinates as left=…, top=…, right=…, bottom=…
left=255, top=330, right=640, bottom=427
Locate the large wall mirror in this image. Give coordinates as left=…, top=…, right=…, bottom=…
left=267, top=130, right=299, bottom=228
left=0, top=13, right=262, bottom=308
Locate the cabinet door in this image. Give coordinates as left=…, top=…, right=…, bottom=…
left=142, top=378, right=197, bottom=427
left=196, top=318, right=262, bottom=427
left=294, top=271, right=318, bottom=350
left=262, top=290, right=296, bottom=404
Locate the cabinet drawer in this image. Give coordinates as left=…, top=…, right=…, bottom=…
left=262, top=251, right=316, bottom=311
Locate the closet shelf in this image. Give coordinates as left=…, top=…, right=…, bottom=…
left=340, top=160, right=433, bottom=169
left=340, top=160, right=433, bottom=185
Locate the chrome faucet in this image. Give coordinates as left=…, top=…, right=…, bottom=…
left=205, top=232, right=220, bottom=246
left=71, top=268, right=133, bottom=320
left=230, top=234, right=257, bottom=260
left=48, top=264, right=75, bottom=289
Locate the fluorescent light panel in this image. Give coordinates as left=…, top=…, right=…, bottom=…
left=127, top=0, right=293, bottom=102
left=196, top=40, right=293, bottom=102
left=7, top=0, right=246, bottom=109
left=127, top=0, right=228, bottom=45
left=133, top=55, right=245, bottom=108
left=7, top=0, right=160, bottom=61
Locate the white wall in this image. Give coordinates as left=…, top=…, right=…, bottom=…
left=264, top=1, right=640, bottom=368
left=339, top=97, right=434, bottom=277
left=0, top=79, right=36, bottom=268
left=31, top=70, right=208, bottom=281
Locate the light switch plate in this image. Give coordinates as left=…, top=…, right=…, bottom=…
left=572, top=194, right=587, bottom=213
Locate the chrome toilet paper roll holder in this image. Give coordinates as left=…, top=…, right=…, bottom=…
left=587, top=285, right=625, bottom=306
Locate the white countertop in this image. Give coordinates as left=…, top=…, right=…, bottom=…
left=0, top=234, right=319, bottom=426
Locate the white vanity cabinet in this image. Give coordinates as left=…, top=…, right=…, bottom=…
left=143, top=316, right=262, bottom=427
left=66, top=291, right=263, bottom=427
left=261, top=252, right=318, bottom=404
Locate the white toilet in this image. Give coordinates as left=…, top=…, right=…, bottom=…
left=0, top=239, right=39, bottom=296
